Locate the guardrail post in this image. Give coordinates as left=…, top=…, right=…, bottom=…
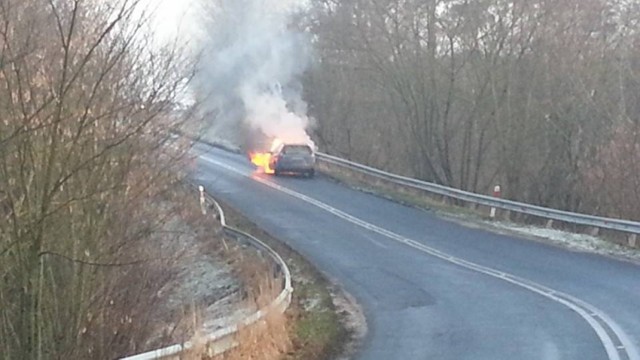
left=545, top=219, right=554, bottom=228
left=629, top=234, right=637, bottom=248
left=590, top=227, right=600, bottom=236
left=199, top=185, right=207, bottom=215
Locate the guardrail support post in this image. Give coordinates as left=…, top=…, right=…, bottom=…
left=629, top=234, right=637, bottom=248
left=546, top=219, right=554, bottom=228
left=504, top=210, right=512, bottom=221
left=590, top=227, right=600, bottom=236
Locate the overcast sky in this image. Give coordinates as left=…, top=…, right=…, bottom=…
left=145, top=0, right=308, bottom=45
left=145, top=0, right=198, bottom=44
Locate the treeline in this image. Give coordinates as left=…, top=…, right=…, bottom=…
left=0, top=0, right=193, bottom=358
left=303, top=0, right=640, bottom=220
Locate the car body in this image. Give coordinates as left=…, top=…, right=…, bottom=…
left=269, top=143, right=315, bottom=177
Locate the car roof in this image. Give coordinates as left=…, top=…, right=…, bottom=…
left=276, top=143, right=314, bottom=153
left=282, top=143, right=312, bottom=148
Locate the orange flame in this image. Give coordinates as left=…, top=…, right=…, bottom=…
left=249, top=138, right=284, bottom=174
left=250, top=152, right=275, bottom=174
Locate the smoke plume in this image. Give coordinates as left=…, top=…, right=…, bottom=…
left=194, top=0, right=313, bottom=149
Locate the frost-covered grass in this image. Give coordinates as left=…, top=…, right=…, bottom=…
left=480, top=220, right=640, bottom=261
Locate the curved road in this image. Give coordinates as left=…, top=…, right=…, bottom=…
left=192, top=144, right=640, bottom=360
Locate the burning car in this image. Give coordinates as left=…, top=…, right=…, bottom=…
left=270, top=142, right=315, bottom=177
left=250, top=140, right=315, bottom=177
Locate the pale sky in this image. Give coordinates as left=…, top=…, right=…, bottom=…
left=145, top=0, right=308, bottom=45
left=145, top=0, right=199, bottom=45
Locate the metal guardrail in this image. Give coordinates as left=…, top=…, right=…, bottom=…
left=316, top=152, right=640, bottom=240
left=179, top=132, right=639, bottom=242
left=120, top=187, right=293, bottom=360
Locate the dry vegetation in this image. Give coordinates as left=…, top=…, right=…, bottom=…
left=304, top=0, right=640, bottom=221
left=216, top=287, right=292, bottom=360
left=0, top=0, right=198, bottom=358
left=179, top=242, right=294, bottom=360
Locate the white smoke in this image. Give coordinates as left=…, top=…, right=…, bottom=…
left=194, top=0, right=313, bottom=148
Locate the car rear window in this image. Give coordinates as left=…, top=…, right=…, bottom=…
left=282, top=145, right=312, bottom=155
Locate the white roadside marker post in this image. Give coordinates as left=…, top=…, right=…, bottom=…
left=490, top=185, right=501, bottom=219
left=199, top=185, right=207, bottom=215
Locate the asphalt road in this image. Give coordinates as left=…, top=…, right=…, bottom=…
left=192, top=144, right=640, bottom=360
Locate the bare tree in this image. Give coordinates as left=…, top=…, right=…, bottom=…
left=0, top=0, right=196, bottom=358
left=305, top=0, right=640, bottom=218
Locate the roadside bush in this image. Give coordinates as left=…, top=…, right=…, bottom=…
left=0, top=0, right=195, bottom=358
